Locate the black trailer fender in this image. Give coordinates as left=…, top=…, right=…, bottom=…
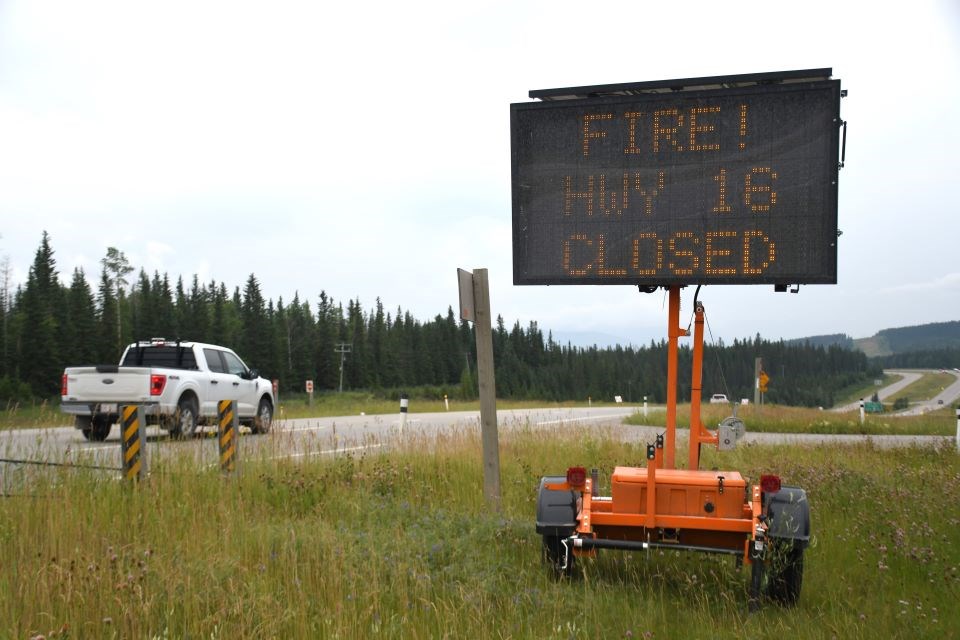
left=766, top=486, right=811, bottom=547
left=535, top=476, right=578, bottom=536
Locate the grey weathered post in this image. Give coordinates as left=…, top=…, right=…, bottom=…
left=458, top=267, right=501, bottom=511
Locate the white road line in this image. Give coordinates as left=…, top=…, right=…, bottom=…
left=268, top=443, right=383, bottom=460
left=535, top=412, right=633, bottom=426
left=281, top=423, right=334, bottom=433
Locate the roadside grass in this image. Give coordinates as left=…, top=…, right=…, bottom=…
left=276, top=392, right=604, bottom=420
left=0, top=399, right=69, bottom=429
left=884, top=372, right=956, bottom=405
left=1, top=426, right=958, bottom=638
left=624, top=403, right=956, bottom=436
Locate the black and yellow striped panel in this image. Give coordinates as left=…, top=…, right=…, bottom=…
left=218, top=400, right=236, bottom=472
left=121, top=405, right=142, bottom=481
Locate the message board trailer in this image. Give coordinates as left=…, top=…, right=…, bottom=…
left=520, top=70, right=840, bottom=610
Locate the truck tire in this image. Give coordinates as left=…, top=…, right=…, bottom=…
left=79, top=415, right=111, bottom=441
left=250, top=398, right=273, bottom=434
left=170, top=396, right=199, bottom=439
left=77, top=415, right=94, bottom=440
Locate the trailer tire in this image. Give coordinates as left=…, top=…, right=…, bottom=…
left=170, top=396, right=199, bottom=439
left=765, top=540, right=804, bottom=606
left=542, top=535, right=575, bottom=578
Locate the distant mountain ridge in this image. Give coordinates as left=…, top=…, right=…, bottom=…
left=789, top=320, right=960, bottom=357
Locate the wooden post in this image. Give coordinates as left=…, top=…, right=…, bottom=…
left=472, top=268, right=501, bottom=511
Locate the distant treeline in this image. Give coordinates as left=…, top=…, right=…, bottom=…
left=0, top=232, right=880, bottom=407
left=872, top=348, right=960, bottom=369
left=872, top=321, right=960, bottom=354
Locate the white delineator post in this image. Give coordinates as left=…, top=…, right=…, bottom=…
left=643, top=395, right=648, bottom=418
left=955, top=407, right=959, bottom=451
left=859, top=398, right=865, bottom=425
left=400, top=393, right=409, bottom=435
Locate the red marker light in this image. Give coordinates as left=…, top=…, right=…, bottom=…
left=61, top=374, right=68, bottom=396
left=566, top=466, right=587, bottom=488
left=150, top=374, right=167, bottom=396
left=760, top=474, right=781, bottom=494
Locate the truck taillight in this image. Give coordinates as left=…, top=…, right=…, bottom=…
left=760, top=474, right=781, bottom=494
left=566, top=466, right=587, bottom=488
left=61, top=374, right=68, bottom=396
left=150, top=374, right=167, bottom=396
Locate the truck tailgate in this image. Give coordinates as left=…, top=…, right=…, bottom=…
left=62, top=367, right=155, bottom=403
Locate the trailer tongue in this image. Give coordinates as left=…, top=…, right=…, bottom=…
left=535, top=287, right=810, bottom=610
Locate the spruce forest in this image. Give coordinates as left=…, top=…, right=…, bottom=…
left=0, top=233, right=880, bottom=407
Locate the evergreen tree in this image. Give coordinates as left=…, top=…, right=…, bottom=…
left=96, top=269, right=119, bottom=361
left=314, top=291, right=340, bottom=390
left=64, top=268, right=98, bottom=366
left=239, top=274, right=271, bottom=374
left=100, top=247, right=133, bottom=353
left=19, top=232, right=62, bottom=396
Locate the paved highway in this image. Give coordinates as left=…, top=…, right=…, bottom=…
left=896, top=368, right=960, bottom=416
left=0, top=404, right=951, bottom=483
left=832, top=369, right=960, bottom=414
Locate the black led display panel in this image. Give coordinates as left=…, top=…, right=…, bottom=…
left=511, top=76, right=842, bottom=286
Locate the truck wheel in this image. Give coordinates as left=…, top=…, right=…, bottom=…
left=765, top=540, right=805, bottom=606
left=251, top=398, right=273, bottom=434
left=79, top=415, right=111, bottom=441
left=77, top=415, right=94, bottom=440
left=171, top=396, right=199, bottom=439
left=91, top=415, right=112, bottom=441
left=542, top=535, right=575, bottom=578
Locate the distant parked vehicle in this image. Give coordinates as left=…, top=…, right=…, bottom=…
left=709, top=393, right=729, bottom=404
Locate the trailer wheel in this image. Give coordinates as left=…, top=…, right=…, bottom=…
left=170, top=396, right=199, bottom=439
left=542, top=535, right=575, bottom=578
left=765, top=540, right=804, bottom=606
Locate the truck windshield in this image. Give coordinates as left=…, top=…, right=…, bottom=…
left=121, top=346, right=198, bottom=370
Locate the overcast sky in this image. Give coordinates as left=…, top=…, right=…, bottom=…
left=1, top=1, right=958, bottom=347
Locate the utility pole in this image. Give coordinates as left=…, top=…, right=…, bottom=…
left=334, top=343, right=352, bottom=393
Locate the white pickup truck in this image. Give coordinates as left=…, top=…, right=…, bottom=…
left=61, top=339, right=275, bottom=441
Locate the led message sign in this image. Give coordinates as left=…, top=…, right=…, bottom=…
left=511, top=72, right=842, bottom=286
